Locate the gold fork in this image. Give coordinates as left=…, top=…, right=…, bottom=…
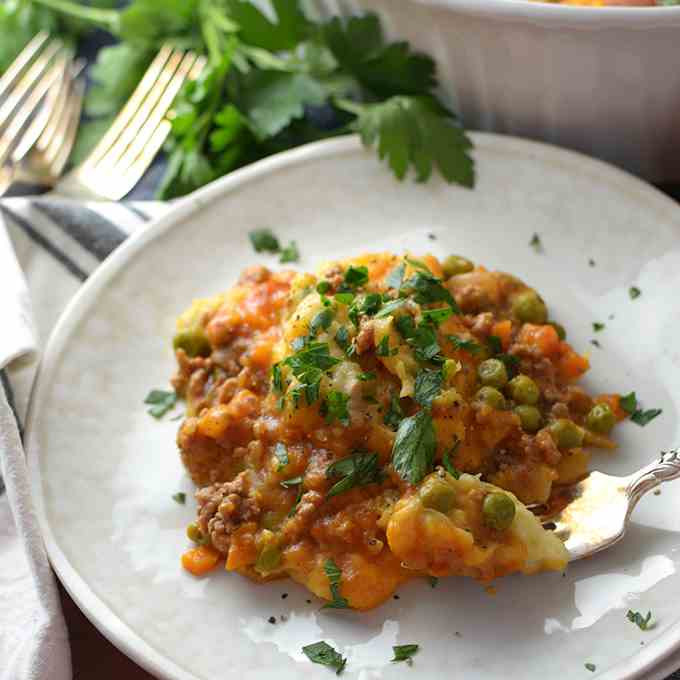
left=537, top=450, right=680, bottom=561
left=55, top=45, right=206, bottom=200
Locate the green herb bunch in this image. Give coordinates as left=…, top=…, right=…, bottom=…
left=8, top=0, right=474, bottom=199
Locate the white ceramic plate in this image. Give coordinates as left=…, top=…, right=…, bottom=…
left=26, top=134, right=680, bottom=680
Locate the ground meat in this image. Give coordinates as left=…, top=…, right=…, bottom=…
left=280, top=491, right=324, bottom=542
left=534, top=429, right=561, bottom=466
left=454, top=285, right=490, bottom=314
left=550, top=402, right=570, bottom=419
left=320, top=265, right=344, bottom=293
left=355, top=321, right=375, bottom=354
left=196, top=472, right=261, bottom=554
left=171, top=350, right=213, bottom=396
left=470, top=312, right=494, bottom=337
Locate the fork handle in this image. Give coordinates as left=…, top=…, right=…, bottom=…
left=625, top=449, right=680, bottom=510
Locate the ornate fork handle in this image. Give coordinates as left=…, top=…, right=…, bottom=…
left=625, top=449, right=680, bottom=510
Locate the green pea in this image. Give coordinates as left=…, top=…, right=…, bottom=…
left=585, top=403, right=616, bottom=434
left=476, top=386, right=507, bottom=410
left=442, top=255, right=474, bottom=278
left=186, top=522, right=203, bottom=543
left=549, top=418, right=585, bottom=449
left=548, top=321, right=566, bottom=341
left=173, top=328, right=211, bottom=358
left=512, top=291, right=548, bottom=324
left=514, top=405, right=542, bottom=433
left=420, top=479, right=456, bottom=513
left=482, top=493, right=516, bottom=531
left=477, top=358, right=509, bottom=389
left=507, top=374, right=540, bottom=405
left=255, top=545, right=282, bottom=574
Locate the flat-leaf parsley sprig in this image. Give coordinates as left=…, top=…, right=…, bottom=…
left=26, top=0, right=475, bottom=199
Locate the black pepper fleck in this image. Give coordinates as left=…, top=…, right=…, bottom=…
left=393, top=595, right=400, bottom=600
left=428, top=233, right=436, bottom=241
left=280, top=614, right=288, bottom=622
left=588, top=258, right=596, bottom=267
left=268, top=616, right=276, bottom=624
left=306, top=599, right=312, bottom=604
left=281, top=593, right=288, bottom=599
left=454, top=631, right=462, bottom=637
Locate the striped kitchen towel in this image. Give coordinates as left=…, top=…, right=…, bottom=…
left=0, top=197, right=169, bottom=680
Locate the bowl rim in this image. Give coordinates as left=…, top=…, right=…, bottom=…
left=389, top=0, right=680, bottom=25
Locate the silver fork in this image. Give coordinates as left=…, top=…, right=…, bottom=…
left=537, top=450, right=680, bottom=561
left=55, top=45, right=206, bottom=200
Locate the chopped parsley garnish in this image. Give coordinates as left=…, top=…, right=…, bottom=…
left=391, top=644, right=419, bottom=664
left=631, top=408, right=662, bottom=427
left=322, top=559, right=349, bottom=609
left=377, top=335, right=398, bottom=357
left=487, top=335, right=502, bottom=355
left=448, top=335, right=482, bottom=354
left=274, top=442, right=289, bottom=471
left=324, top=390, right=351, bottom=426
left=284, top=342, right=341, bottom=406
left=326, top=451, right=383, bottom=499
left=358, top=371, right=376, bottom=381
left=280, top=476, right=304, bottom=488
left=359, top=293, right=383, bottom=316
left=279, top=241, right=299, bottom=263
left=334, top=292, right=354, bottom=305
left=442, top=439, right=461, bottom=479
left=629, top=286, right=641, bottom=300
left=288, top=482, right=304, bottom=517
left=311, top=308, right=334, bottom=337
left=422, top=306, right=454, bottom=326
left=317, top=281, right=331, bottom=295
left=392, top=411, right=436, bottom=484
left=414, top=369, right=443, bottom=408
left=271, top=363, right=284, bottom=393
left=627, top=609, right=654, bottom=631
left=248, top=228, right=280, bottom=253
left=619, top=392, right=662, bottom=426
left=342, top=265, right=369, bottom=290
left=409, top=323, right=441, bottom=362
left=375, top=298, right=407, bottom=318
left=529, top=233, right=543, bottom=252
left=386, top=262, right=406, bottom=289
left=592, top=322, right=605, bottom=332
left=172, top=492, right=186, bottom=504
left=302, top=641, right=346, bottom=675
left=496, top=353, right=520, bottom=378
left=334, top=326, right=351, bottom=355
left=395, top=314, right=416, bottom=339
left=585, top=663, right=596, bottom=672
left=384, top=395, right=404, bottom=430
left=428, top=576, right=438, bottom=588
left=144, top=389, right=177, bottom=418
left=401, top=270, right=460, bottom=313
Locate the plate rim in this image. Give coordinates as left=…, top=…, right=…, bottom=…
left=24, top=132, right=680, bottom=680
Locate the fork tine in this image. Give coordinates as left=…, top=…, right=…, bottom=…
left=50, top=77, right=84, bottom=175
left=106, top=51, right=201, bottom=176
left=10, top=55, right=70, bottom=163
left=0, top=54, right=64, bottom=167
left=82, top=45, right=174, bottom=168
left=0, top=40, right=62, bottom=130
left=86, top=48, right=186, bottom=175
left=0, top=32, right=49, bottom=100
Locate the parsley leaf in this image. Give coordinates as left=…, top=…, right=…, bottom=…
left=377, top=335, right=398, bottom=357
left=334, top=326, right=351, bottom=354
left=414, top=369, right=443, bottom=408
left=375, top=298, right=407, bottom=318
left=401, top=270, right=458, bottom=309
left=326, top=451, right=382, bottom=498
left=629, top=286, right=641, bottom=300
left=249, top=228, right=280, bottom=253
left=358, top=371, right=376, bottom=381
left=427, top=576, right=438, bottom=588
left=530, top=233, right=543, bottom=252
left=631, top=409, right=662, bottom=427
left=627, top=610, right=654, bottom=631
left=585, top=663, right=596, bottom=672
left=342, top=265, right=369, bottom=289
left=384, top=395, right=404, bottom=431
left=279, top=241, right=299, bottom=263
left=281, top=476, right=303, bottom=488
left=409, top=323, right=441, bottom=362
left=302, top=641, right=346, bottom=674
left=620, top=392, right=638, bottom=414
left=324, top=390, right=351, bottom=426
left=334, top=293, right=355, bottom=305
left=487, top=335, right=503, bottom=355
left=442, top=439, right=461, bottom=479
left=172, top=492, right=186, bottom=504
left=386, top=262, right=406, bottom=290
left=392, top=411, right=436, bottom=484
left=421, top=307, right=453, bottom=326
left=274, top=442, right=289, bottom=471
left=395, top=314, right=416, bottom=340
left=593, top=322, right=605, bottom=332
left=496, top=353, right=520, bottom=378
left=311, top=308, right=334, bottom=337
left=391, top=644, right=419, bottom=664
left=322, top=559, right=349, bottom=609
left=144, top=389, right=177, bottom=418
left=343, top=95, right=474, bottom=186
left=448, top=335, right=481, bottom=354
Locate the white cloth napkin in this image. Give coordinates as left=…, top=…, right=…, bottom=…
left=0, top=197, right=168, bottom=680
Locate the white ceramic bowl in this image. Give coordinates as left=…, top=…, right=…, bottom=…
left=311, top=0, right=680, bottom=182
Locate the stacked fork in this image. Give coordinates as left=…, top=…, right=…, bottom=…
left=0, top=36, right=205, bottom=200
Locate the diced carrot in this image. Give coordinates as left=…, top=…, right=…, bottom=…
left=595, top=393, right=627, bottom=421
left=557, top=345, right=589, bottom=381
left=182, top=545, right=220, bottom=576
left=422, top=254, right=444, bottom=279
left=248, top=338, right=273, bottom=368
left=491, top=320, right=513, bottom=351
left=226, top=524, right=258, bottom=571
left=518, top=324, right=560, bottom=357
